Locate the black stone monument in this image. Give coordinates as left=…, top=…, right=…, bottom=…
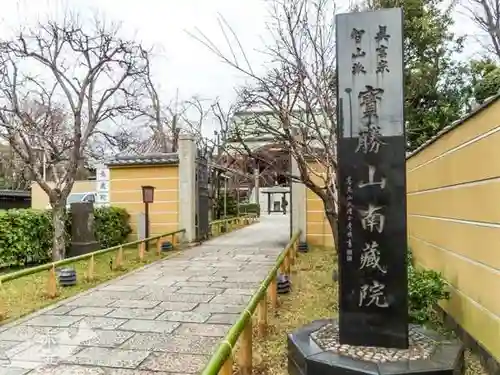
left=337, top=7, right=408, bottom=349
left=68, top=202, right=99, bottom=257
left=288, top=8, right=463, bottom=375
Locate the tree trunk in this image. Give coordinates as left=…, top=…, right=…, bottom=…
left=325, top=208, right=339, bottom=249
left=322, top=194, right=339, bottom=283
left=322, top=195, right=339, bottom=248
left=50, top=197, right=66, bottom=261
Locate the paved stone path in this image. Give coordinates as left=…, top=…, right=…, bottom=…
left=0, top=215, right=289, bottom=375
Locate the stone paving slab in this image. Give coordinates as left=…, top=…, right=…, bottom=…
left=0, top=215, right=289, bottom=374
left=117, top=320, right=179, bottom=334
left=120, top=333, right=220, bottom=353
left=65, top=348, right=150, bottom=368
left=206, top=313, right=240, bottom=325
left=139, top=352, right=208, bottom=373
left=27, top=365, right=178, bottom=375
left=193, top=303, right=246, bottom=314
left=70, top=317, right=127, bottom=331
left=67, top=308, right=114, bottom=317
left=107, top=308, right=165, bottom=320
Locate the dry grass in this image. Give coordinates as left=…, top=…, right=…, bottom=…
left=0, top=222, right=254, bottom=326
left=238, top=246, right=338, bottom=375
left=236, top=247, right=488, bottom=375
left=0, top=246, right=181, bottom=325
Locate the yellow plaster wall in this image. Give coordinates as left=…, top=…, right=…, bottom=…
left=31, top=180, right=95, bottom=209
left=305, top=162, right=334, bottom=248
left=407, top=99, right=500, bottom=362
left=109, top=164, right=179, bottom=238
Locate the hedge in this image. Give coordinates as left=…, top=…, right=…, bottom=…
left=239, top=203, right=261, bottom=217
left=0, top=207, right=132, bottom=268
left=214, top=194, right=238, bottom=219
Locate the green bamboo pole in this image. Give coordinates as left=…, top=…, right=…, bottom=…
left=0, top=229, right=186, bottom=284
left=1, top=214, right=257, bottom=285
left=200, top=230, right=301, bottom=375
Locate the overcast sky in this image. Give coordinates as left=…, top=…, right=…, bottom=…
left=1, top=0, right=482, bottom=105
left=0, top=0, right=272, bottom=108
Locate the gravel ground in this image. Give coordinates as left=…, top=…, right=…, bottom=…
left=244, top=246, right=493, bottom=375
left=465, top=349, right=490, bottom=375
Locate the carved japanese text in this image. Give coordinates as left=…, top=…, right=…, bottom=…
left=359, top=241, right=387, bottom=274
left=351, top=28, right=366, bottom=75
left=358, top=165, right=386, bottom=189
left=359, top=280, right=389, bottom=308
left=375, top=25, right=390, bottom=74
left=359, top=204, right=385, bottom=233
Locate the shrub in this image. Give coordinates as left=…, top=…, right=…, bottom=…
left=215, top=194, right=238, bottom=219
left=407, top=249, right=450, bottom=325
left=0, top=206, right=132, bottom=268
left=0, top=209, right=53, bottom=267
left=94, top=207, right=132, bottom=248
left=239, top=203, right=261, bottom=217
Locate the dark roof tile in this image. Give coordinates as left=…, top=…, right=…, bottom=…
left=106, top=153, right=179, bottom=167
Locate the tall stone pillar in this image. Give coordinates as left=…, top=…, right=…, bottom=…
left=291, top=156, right=307, bottom=242
left=178, top=134, right=196, bottom=242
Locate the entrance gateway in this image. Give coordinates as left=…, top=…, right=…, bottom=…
left=195, top=151, right=210, bottom=241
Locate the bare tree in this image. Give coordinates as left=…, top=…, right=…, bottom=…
left=466, top=0, right=500, bottom=59
left=204, top=99, right=240, bottom=219
left=191, top=0, right=339, bottom=241
left=0, top=144, right=31, bottom=190
left=0, top=101, right=81, bottom=189
left=0, top=15, right=148, bottom=260
left=177, top=97, right=211, bottom=154
left=126, top=51, right=197, bottom=154
left=174, top=96, right=255, bottom=219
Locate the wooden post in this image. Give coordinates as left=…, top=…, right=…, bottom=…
left=171, top=233, right=177, bottom=248
left=86, top=254, right=95, bottom=281
left=284, top=252, right=291, bottom=277
left=290, top=241, right=296, bottom=265
left=279, top=261, right=286, bottom=276
left=115, top=246, right=123, bottom=269
left=156, top=237, right=162, bottom=256
left=0, top=284, right=7, bottom=321
left=139, top=242, right=145, bottom=261
left=238, top=320, right=252, bottom=375
left=219, top=356, right=233, bottom=375
left=268, top=274, right=278, bottom=309
left=258, top=296, right=267, bottom=337
left=47, top=265, right=58, bottom=299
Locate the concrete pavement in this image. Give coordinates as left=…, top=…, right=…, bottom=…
left=0, top=214, right=289, bottom=375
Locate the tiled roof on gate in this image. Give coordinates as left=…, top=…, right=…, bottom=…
left=106, top=152, right=179, bottom=167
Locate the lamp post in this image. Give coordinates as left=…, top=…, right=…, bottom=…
left=141, top=185, right=155, bottom=251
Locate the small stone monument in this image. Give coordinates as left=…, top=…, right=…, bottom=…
left=68, top=202, right=99, bottom=257
left=287, top=8, right=463, bottom=375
